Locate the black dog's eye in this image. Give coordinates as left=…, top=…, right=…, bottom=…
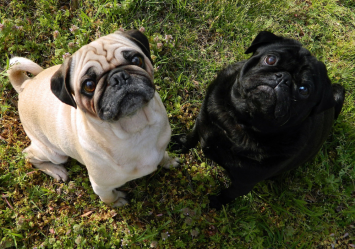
left=83, top=80, right=96, bottom=94
left=298, top=85, right=309, bottom=96
left=131, top=56, right=144, bottom=67
left=264, top=55, right=277, bottom=65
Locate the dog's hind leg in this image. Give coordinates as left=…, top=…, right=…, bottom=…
left=23, top=144, right=69, bottom=181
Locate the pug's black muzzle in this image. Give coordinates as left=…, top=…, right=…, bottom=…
left=98, top=68, right=155, bottom=121
left=108, top=69, right=131, bottom=87
left=273, top=72, right=292, bottom=119
left=247, top=71, right=292, bottom=122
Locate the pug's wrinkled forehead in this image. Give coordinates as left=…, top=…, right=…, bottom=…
left=70, top=32, right=154, bottom=87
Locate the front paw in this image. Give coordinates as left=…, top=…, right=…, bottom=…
left=170, top=134, right=189, bottom=153
left=208, top=195, right=223, bottom=210
left=160, top=151, right=180, bottom=169
left=111, top=191, right=128, bottom=207
left=162, top=157, right=180, bottom=169
left=112, top=197, right=129, bottom=207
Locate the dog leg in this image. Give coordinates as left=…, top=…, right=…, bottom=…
left=24, top=145, right=69, bottom=181
left=159, top=151, right=180, bottom=169
left=90, top=178, right=128, bottom=207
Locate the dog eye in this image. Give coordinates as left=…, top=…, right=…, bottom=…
left=298, top=85, right=309, bottom=96
left=131, top=56, right=144, bottom=67
left=83, top=80, right=96, bottom=94
left=264, top=55, right=277, bottom=65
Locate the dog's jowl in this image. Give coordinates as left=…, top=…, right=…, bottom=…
left=173, top=31, right=345, bottom=209
left=8, top=30, right=178, bottom=207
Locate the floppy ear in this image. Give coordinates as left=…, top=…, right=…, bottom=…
left=312, top=62, right=336, bottom=115
left=50, top=57, right=77, bottom=109
left=245, top=31, right=283, bottom=54
left=119, top=29, right=153, bottom=64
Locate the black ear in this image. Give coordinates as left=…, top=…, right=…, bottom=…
left=312, top=62, right=336, bottom=115
left=245, top=31, right=284, bottom=54
left=119, top=29, right=153, bottom=64
left=50, top=57, right=77, bottom=108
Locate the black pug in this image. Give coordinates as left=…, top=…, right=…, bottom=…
left=172, top=31, right=345, bottom=209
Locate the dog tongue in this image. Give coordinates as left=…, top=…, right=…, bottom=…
left=274, top=84, right=290, bottom=119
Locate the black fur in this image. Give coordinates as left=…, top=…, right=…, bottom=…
left=119, top=30, right=153, bottom=64
left=172, top=31, right=345, bottom=210
left=51, top=57, right=77, bottom=108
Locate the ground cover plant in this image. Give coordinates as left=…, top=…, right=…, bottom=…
left=0, top=0, right=354, bottom=248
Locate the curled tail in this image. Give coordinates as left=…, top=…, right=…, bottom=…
left=7, top=57, right=43, bottom=93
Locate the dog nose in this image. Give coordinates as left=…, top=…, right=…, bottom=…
left=117, top=71, right=130, bottom=81
left=275, top=72, right=292, bottom=87
left=109, top=70, right=131, bottom=86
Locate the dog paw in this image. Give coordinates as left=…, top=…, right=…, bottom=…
left=208, top=195, right=223, bottom=210
left=37, top=163, right=69, bottom=182
left=111, top=191, right=129, bottom=207
left=112, top=197, right=129, bottom=207
left=162, top=157, right=180, bottom=169
left=160, top=152, right=180, bottom=169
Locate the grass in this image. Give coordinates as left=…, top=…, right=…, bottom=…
left=0, top=0, right=355, bottom=248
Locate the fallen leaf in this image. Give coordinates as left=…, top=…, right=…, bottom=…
left=81, top=211, right=93, bottom=217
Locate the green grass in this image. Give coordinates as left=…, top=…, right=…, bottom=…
left=1, top=0, right=355, bottom=248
